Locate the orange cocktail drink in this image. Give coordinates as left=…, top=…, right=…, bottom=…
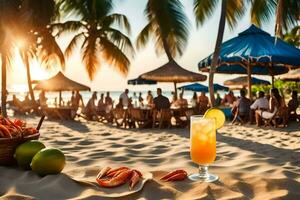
left=189, top=115, right=218, bottom=182
left=190, top=117, right=216, bottom=164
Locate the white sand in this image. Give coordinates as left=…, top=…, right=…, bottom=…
left=0, top=116, right=299, bottom=199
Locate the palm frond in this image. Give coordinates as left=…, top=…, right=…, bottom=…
left=38, top=30, right=65, bottom=69
left=52, top=21, right=85, bottom=36
left=193, top=0, right=218, bottom=27
left=226, top=0, right=246, bottom=29
left=102, top=13, right=131, bottom=34
left=105, top=28, right=134, bottom=58
left=141, top=0, right=190, bottom=58
left=249, top=0, right=276, bottom=27
left=82, top=35, right=99, bottom=80
left=65, top=33, right=85, bottom=58
left=136, top=22, right=153, bottom=49
left=100, top=37, right=131, bottom=76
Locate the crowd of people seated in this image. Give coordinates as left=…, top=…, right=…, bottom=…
left=6, top=86, right=299, bottom=127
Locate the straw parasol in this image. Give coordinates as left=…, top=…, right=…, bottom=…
left=278, top=68, right=300, bottom=82
left=224, top=76, right=270, bottom=87
left=34, top=71, right=90, bottom=106
left=140, top=60, right=207, bottom=96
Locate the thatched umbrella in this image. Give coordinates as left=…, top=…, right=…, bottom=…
left=224, top=76, right=270, bottom=87
left=140, top=60, right=207, bottom=96
left=278, top=68, right=300, bottom=82
left=34, top=71, right=90, bottom=106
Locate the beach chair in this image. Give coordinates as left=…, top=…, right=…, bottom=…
left=112, top=108, right=126, bottom=127
left=152, top=109, right=172, bottom=129
left=262, top=107, right=288, bottom=128
left=130, top=108, right=151, bottom=128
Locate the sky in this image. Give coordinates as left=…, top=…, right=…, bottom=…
left=8, top=0, right=276, bottom=92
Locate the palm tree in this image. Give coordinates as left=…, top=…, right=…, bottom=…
left=18, top=0, right=65, bottom=104
left=54, top=0, right=134, bottom=80
left=250, top=0, right=300, bottom=39
left=194, top=0, right=245, bottom=106
left=283, top=26, right=300, bottom=47
left=0, top=0, right=20, bottom=117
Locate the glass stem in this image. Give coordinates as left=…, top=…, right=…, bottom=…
left=199, top=165, right=209, bottom=177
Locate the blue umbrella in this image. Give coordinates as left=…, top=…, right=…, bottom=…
left=213, top=83, right=229, bottom=92
left=127, top=77, right=157, bottom=85
left=178, top=83, right=229, bottom=92
left=198, top=24, right=300, bottom=99
left=178, top=83, right=208, bottom=92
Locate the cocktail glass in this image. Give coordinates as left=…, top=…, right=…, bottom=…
left=189, top=115, right=218, bottom=182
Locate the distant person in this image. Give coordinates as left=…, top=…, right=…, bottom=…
left=250, top=91, right=269, bottom=111
left=115, top=97, right=123, bottom=109
left=105, top=92, right=113, bottom=106
left=153, top=88, right=170, bottom=110
left=98, top=93, right=106, bottom=113
left=173, top=93, right=188, bottom=108
left=288, top=91, right=299, bottom=121
left=232, top=89, right=251, bottom=124
left=222, top=91, right=236, bottom=106
left=84, top=92, right=98, bottom=120
left=72, top=91, right=84, bottom=111
left=171, top=91, right=177, bottom=104
left=288, top=91, right=299, bottom=112
left=120, top=89, right=129, bottom=107
left=12, top=95, right=22, bottom=108
left=71, top=91, right=76, bottom=106
left=128, top=97, right=133, bottom=108
left=190, top=92, right=198, bottom=108
left=215, top=93, right=222, bottom=107
left=138, top=92, right=144, bottom=107
left=198, top=92, right=209, bottom=114
left=255, top=88, right=287, bottom=126
left=146, top=90, right=153, bottom=106
left=39, top=91, right=47, bottom=107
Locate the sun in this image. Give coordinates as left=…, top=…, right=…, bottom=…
left=8, top=48, right=52, bottom=92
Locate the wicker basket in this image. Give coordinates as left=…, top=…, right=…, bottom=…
left=0, top=133, right=40, bottom=166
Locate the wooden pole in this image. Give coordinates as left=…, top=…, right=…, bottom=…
left=247, top=62, right=252, bottom=101
left=59, top=91, right=62, bottom=107
left=174, top=82, right=177, bottom=99
left=271, top=75, right=275, bottom=88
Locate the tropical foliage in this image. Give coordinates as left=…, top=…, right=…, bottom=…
left=194, top=0, right=246, bottom=105
left=18, top=0, right=65, bottom=103
left=284, top=26, right=300, bottom=48
left=137, top=0, right=190, bottom=61
left=249, top=0, right=300, bottom=38
left=54, top=0, right=134, bottom=80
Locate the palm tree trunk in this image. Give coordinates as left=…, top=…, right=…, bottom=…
left=162, top=37, right=174, bottom=62
left=162, top=36, right=177, bottom=97
left=24, top=53, right=35, bottom=103
left=275, top=0, right=283, bottom=39
left=209, top=0, right=227, bottom=107
left=1, top=53, right=7, bottom=117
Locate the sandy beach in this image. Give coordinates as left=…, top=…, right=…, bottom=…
left=0, top=116, right=299, bottom=200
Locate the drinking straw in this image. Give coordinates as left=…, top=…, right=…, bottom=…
left=36, top=115, right=45, bottom=131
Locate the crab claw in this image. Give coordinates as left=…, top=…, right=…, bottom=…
left=164, top=172, right=187, bottom=181
left=129, top=170, right=142, bottom=190
left=96, top=169, right=132, bottom=188
left=106, top=167, right=129, bottom=177
left=97, top=167, right=111, bottom=179
left=160, top=170, right=187, bottom=181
